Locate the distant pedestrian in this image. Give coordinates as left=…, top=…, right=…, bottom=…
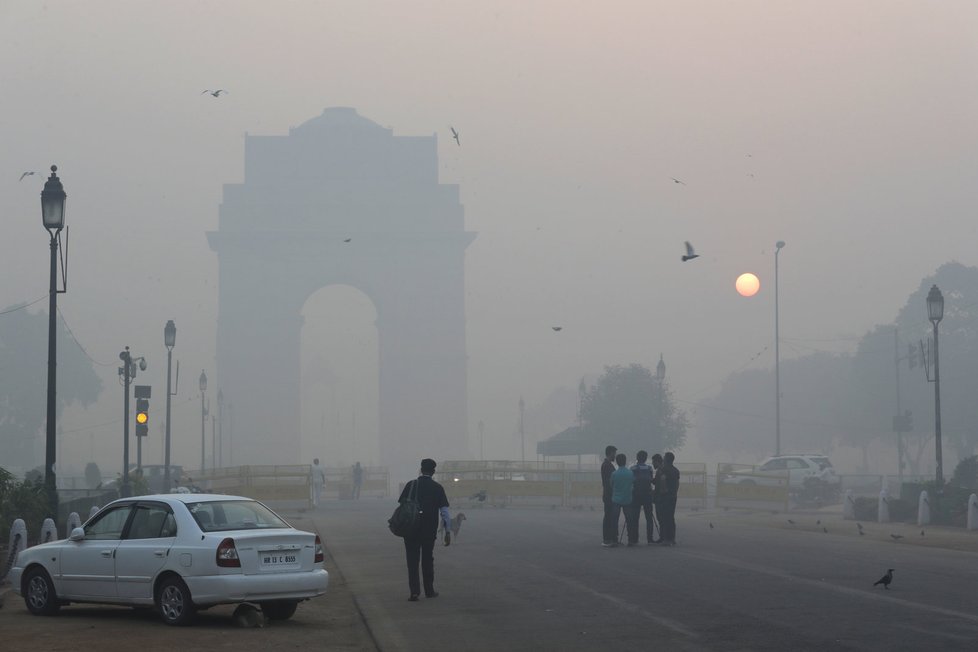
left=398, top=458, right=452, bottom=601
left=656, top=451, right=681, bottom=545
left=352, top=462, right=363, bottom=500
left=601, top=445, right=619, bottom=547
left=610, top=453, right=635, bottom=546
left=629, top=450, right=656, bottom=545
left=311, top=458, right=326, bottom=507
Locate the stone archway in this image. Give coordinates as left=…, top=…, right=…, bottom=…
left=208, top=107, right=474, bottom=468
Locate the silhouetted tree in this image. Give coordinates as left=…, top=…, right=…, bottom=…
left=580, top=364, right=687, bottom=456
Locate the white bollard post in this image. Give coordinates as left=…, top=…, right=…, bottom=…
left=968, top=494, right=978, bottom=531
left=39, top=517, right=57, bottom=543
left=66, top=511, right=81, bottom=533
left=2, top=519, right=28, bottom=582
left=917, top=490, right=930, bottom=526
left=878, top=489, right=890, bottom=523
left=89, top=505, right=100, bottom=520
left=843, top=489, right=856, bottom=520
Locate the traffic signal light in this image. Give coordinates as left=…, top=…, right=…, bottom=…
left=135, top=398, right=149, bottom=437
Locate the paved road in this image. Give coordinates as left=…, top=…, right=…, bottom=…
left=307, top=500, right=978, bottom=652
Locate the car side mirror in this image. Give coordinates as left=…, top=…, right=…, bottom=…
left=69, top=527, right=85, bottom=542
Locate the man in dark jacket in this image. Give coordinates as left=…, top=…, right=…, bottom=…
left=629, top=450, right=656, bottom=545
left=398, top=458, right=451, bottom=601
left=601, top=445, right=618, bottom=547
left=655, top=451, right=681, bottom=545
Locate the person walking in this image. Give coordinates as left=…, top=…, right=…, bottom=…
left=629, top=450, right=656, bottom=545
left=398, top=458, right=451, bottom=601
left=601, top=445, right=618, bottom=547
left=610, top=453, right=635, bottom=546
left=310, top=458, right=326, bottom=508
left=656, top=451, right=681, bottom=545
left=352, top=462, right=363, bottom=500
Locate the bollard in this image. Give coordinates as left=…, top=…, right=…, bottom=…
left=2, top=519, right=28, bottom=583
left=843, top=489, right=856, bottom=520
left=968, top=494, right=978, bottom=531
left=66, top=511, right=81, bottom=534
left=39, top=517, right=57, bottom=544
left=89, top=505, right=100, bottom=520
left=878, top=489, right=890, bottom=523
left=917, top=490, right=930, bottom=526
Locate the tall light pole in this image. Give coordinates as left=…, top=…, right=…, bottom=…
left=217, top=389, right=224, bottom=468
left=519, top=396, right=525, bottom=464
left=478, top=419, right=485, bottom=461
left=163, top=320, right=176, bottom=492
left=118, top=347, right=146, bottom=497
left=774, top=240, right=785, bottom=456
left=926, top=285, right=945, bottom=497
left=199, top=370, right=208, bottom=475
left=41, top=166, right=66, bottom=517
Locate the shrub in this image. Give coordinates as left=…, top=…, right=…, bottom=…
left=0, top=467, right=52, bottom=544
left=853, top=495, right=914, bottom=522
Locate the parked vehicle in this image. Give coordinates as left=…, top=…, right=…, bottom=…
left=724, top=454, right=840, bottom=493
left=10, top=494, right=328, bottom=625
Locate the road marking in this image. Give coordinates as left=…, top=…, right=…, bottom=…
left=676, top=548, right=978, bottom=625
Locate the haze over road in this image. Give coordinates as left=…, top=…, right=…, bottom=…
left=308, top=502, right=978, bottom=651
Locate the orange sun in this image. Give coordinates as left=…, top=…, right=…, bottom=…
left=736, top=273, right=760, bottom=297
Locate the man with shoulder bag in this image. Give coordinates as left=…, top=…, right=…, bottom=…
left=395, top=458, right=451, bottom=601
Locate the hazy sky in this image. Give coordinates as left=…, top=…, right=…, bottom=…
left=2, top=1, right=976, bottom=471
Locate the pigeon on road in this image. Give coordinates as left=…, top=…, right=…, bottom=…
left=682, top=241, right=699, bottom=262
left=890, top=533, right=904, bottom=540
left=873, top=568, right=894, bottom=589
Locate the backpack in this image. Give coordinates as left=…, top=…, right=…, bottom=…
left=388, top=479, right=422, bottom=538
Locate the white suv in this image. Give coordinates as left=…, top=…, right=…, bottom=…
left=727, top=454, right=840, bottom=490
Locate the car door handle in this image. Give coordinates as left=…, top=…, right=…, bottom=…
left=153, top=550, right=166, bottom=557
left=100, top=550, right=113, bottom=557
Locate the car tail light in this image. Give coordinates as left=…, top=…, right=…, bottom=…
left=314, top=535, right=324, bottom=563
left=216, top=537, right=240, bottom=567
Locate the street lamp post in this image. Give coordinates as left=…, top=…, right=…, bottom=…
left=217, top=389, right=224, bottom=468
left=118, top=347, right=146, bottom=497
left=519, top=396, right=525, bottom=465
left=199, top=370, right=208, bottom=476
left=774, top=240, right=786, bottom=456
left=41, top=166, right=66, bottom=517
left=926, top=285, right=945, bottom=499
left=163, top=320, right=176, bottom=492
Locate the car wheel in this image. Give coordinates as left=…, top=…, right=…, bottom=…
left=157, top=576, right=196, bottom=626
left=260, top=600, right=299, bottom=621
left=23, top=567, right=61, bottom=616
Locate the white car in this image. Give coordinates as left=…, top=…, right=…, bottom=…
left=9, top=494, right=328, bottom=625
left=725, top=455, right=840, bottom=491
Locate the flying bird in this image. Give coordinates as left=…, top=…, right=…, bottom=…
left=19, top=171, right=35, bottom=181
left=890, top=533, right=904, bottom=540
left=681, top=241, right=699, bottom=262
left=873, top=568, right=894, bottom=589
left=450, top=126, right=460, bottom=146
left=670, top=177, right=686, bottom=185
left=552, top=326, right=563, bottom=332
left=343, top=238, right=352, bottom=243
left=202, top=89, right=227, bottom=97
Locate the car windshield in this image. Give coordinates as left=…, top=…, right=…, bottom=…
left=185, top=500, right=290, bottom=532
left=811, top=457, right=833, bottom=470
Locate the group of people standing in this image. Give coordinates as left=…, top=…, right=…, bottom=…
left=601, top=444, right=680, bottom=547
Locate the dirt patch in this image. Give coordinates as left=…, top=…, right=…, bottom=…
left=0, top=547, right=376, bottom=651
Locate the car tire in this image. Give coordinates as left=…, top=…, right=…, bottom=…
left=261, top=600, right=299, bottom=621
left=157, top=576, right=196, bottom=626
left=23, top=567, right=61, bottom=616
